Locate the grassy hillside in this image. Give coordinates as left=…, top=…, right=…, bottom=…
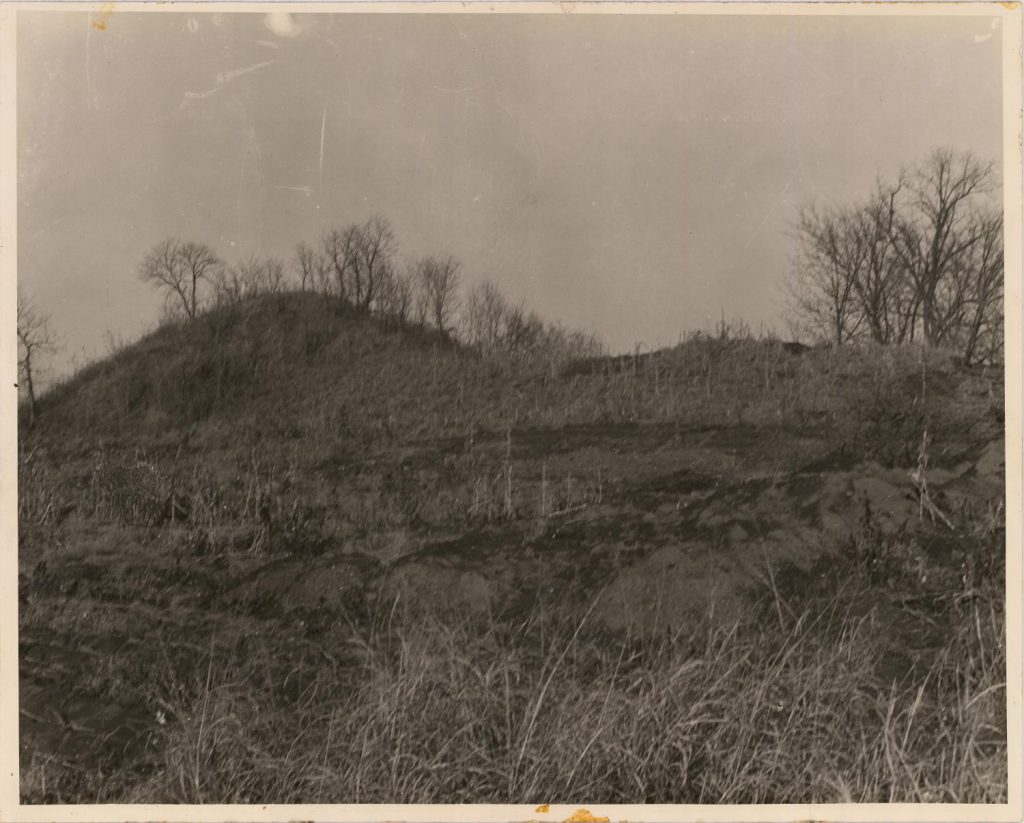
left=19, top=291, right=1007, bottom=803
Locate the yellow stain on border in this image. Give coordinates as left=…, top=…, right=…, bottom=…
left=92, top=2, right=115, bottom=31
left=564, top=810, right=610, bottom=823
left=534, top=805, right=551, bottom=814
left=1000, top=1, right=1019, bottom=9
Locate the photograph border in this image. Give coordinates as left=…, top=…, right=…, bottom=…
left=0, top=2, right=1020, bottom=821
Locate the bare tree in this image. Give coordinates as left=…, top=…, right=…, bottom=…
left=789, top=149, right=1002, bottom=361
left=957, top=209, right=1004, bottom=365
left=17, top=295, right=59, bottom=427
left=311, top=247, right=334, bottom=305
left=353, top=216, right=397, bottom=311
left=317, top=218, right=397, bottom=309
left=889, top=148, right=996, bottom=347
left=243, top=256, right=285, bottom=296
left=852, top=181, right=916, bottom=344
left=415, top=255, right=462, bottom=336
left=321, top=225, right=359, bottom=304
left=139, top=239, right=221, bottom=319
left=378, top=262, right=415, bottom=328
left=212, top=263, right=246, bottom=306
left=462, top=282, right=487, bottom=346
left=502, top=302, right=545, bottom=355
left=295, top=242, right=318, bottom=291
left=463, top=281, right=510, bottom=350
left=211, top=256, right=283, bottom=305
left=787, top=204, right=866, bottom=345
left=261, top=258, right=287, bottom=295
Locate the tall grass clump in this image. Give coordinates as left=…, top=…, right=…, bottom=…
left=126, top=573, right=1005, bottom=805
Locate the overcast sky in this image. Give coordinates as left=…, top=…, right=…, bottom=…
left=18, top=10, right=1003, bottom=377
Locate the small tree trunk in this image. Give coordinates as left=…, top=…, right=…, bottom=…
left=23, top=352, right=36, bottom=427
left=962, top=309, right=984, bottom=366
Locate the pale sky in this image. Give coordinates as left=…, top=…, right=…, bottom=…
left=17, top=10, right=1003, bottom=377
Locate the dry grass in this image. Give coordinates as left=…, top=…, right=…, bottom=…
left=19, top=293, right=1007, bottom=805
left=86, top=570, right=1004, bottom=805
left=23, top=296, right=995, bottom=545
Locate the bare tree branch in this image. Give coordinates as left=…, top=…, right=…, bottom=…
left=415, top=254, right=462, bottom=336
left=138, top=238, right=221, bottom=319
left=16, top=294, right=59, bottom=426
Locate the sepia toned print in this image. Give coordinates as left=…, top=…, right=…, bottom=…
left=6, top=3, right=1022, bottom=817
